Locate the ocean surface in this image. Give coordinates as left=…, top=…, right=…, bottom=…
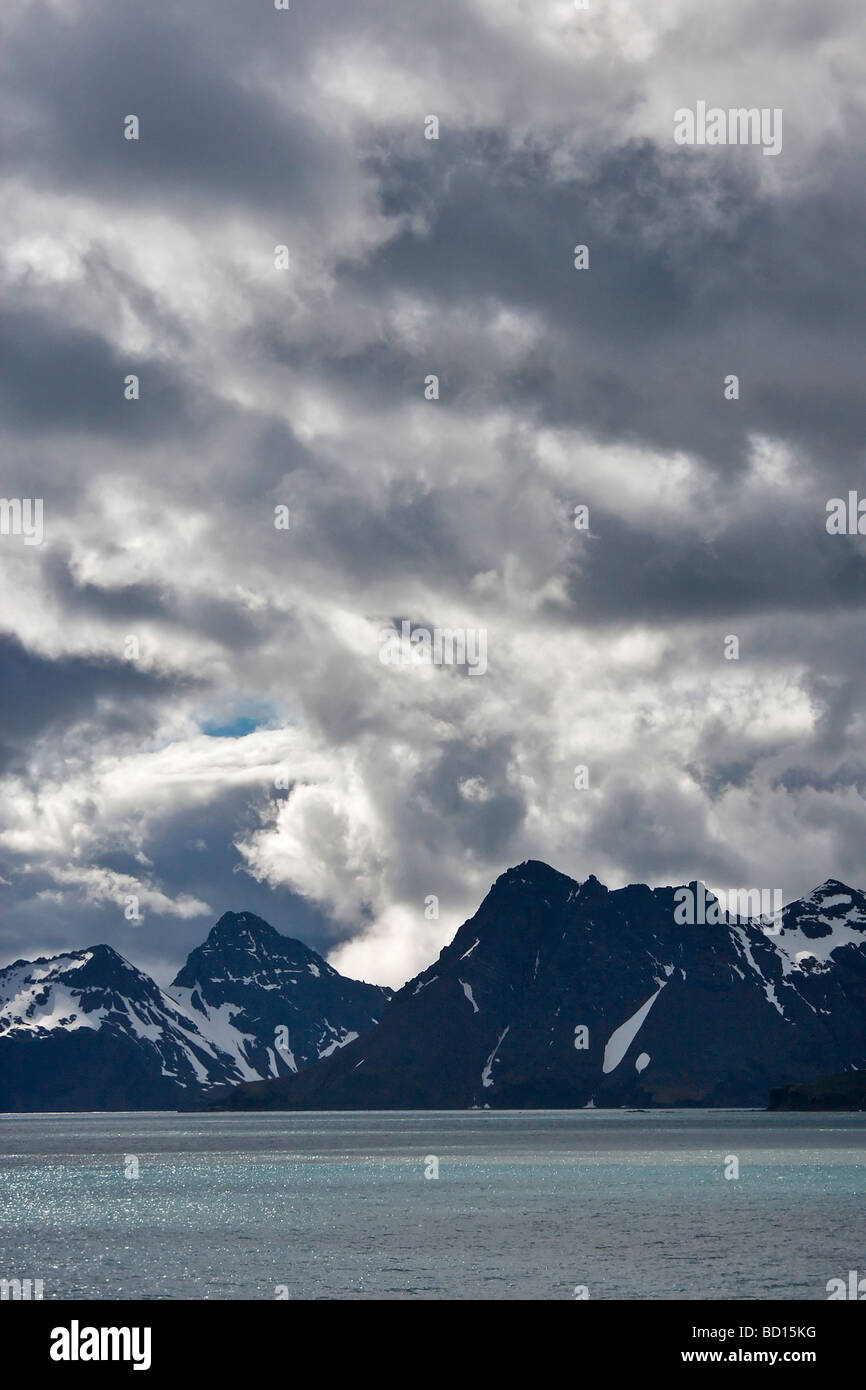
left=1, top=1109, right=864, bottom=1300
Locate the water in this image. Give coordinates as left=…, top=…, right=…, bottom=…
left=1, top=1110, right=864, bottom=1300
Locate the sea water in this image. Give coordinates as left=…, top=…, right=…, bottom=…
left=1, top=1109, right=864, bottom=1300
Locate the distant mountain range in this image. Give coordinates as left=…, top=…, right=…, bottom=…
left=0, top=912, right=390, bottom=1111
left=205, top=862, right=866, bottom=1111
left=4, top=862, right=866, bottom=1112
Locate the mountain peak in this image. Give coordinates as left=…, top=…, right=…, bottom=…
left=806, top=879, right=861, bottom=900
left=206, top=911, right=283, bottom=944
left=198, top=911, right=330, bottom=974
left=81, top=943, right=130, bottom=964
left=496, top=860, right=582, bottom=892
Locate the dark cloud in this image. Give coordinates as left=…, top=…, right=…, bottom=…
left=0, top=0, right=347, bottom=219
left=0, top=634, right=184, bottom=763
left=0, top=306, right=205, bottom=439
left=555, top=510, right=866, bottom=625
left=345, top=136, right=866, bottom=470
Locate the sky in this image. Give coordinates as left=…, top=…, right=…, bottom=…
left=2, top=0, right=866, bottom=989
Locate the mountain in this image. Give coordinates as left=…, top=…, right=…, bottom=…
left=0, top=945, right=242, bottom=1110
left=169, top=910, right=391, bottom=1080
left=0, top=914, right=391, bottom=1111
left=206, top=862, right=866, bottom=1111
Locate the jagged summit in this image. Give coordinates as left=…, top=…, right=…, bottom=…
left=206, top=910, right=295, bottom=946
left=488, top=862, right=608, bottom=915
left=498, top=859, right=589, bottom=889
left=776, top=880, right=866, bottom=967
left=801, top=878, right=863, bottom=903
left=193, top=910, right=334, bottom=974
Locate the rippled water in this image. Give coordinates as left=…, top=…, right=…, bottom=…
left=1, top=1110, right=865, bottom=1299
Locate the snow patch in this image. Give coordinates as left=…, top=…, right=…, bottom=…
left=728, top=922, right=786, bottom=1016
left=459, top=979, right=479, bottom=1013
left=318, top=1029, right=358, bottom=1059
left=170, top=992, right=264, bottom=1080
left=602, top=985, right=666, bottom=1074
left=481, top=1026, right=510, bottom=1087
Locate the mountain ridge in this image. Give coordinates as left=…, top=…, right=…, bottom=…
left=205, top=862, right=866, bottom=1111
left=5, top=862, right=866, bottom=1112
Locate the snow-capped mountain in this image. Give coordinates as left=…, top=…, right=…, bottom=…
left=0, top=945, right=243, bottom=1109
left=208, top=863, right=866, bottom=1111
left=775, top=879, right=866, bottom=971
left=0, top=913, right=391, bottom=1111
left=170, top=910, right=391, bottom=1081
